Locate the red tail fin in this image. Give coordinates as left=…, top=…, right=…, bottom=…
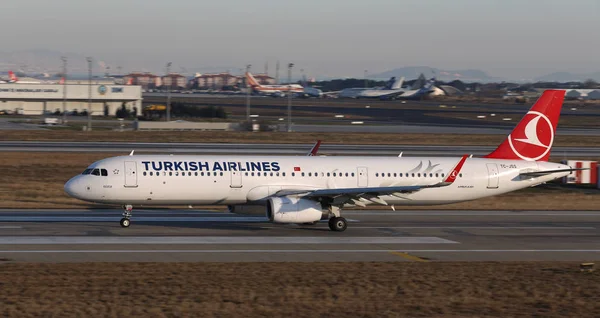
left=245, top=72, right=261, bottom=87
left=8, top=71, right=17, bottom=82
left=485, top=89, right=565, bottom=162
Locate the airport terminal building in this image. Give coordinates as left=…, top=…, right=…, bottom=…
left=0, top=83, right=142, bottom=116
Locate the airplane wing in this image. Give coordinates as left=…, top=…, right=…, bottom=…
left=275, top=155, right=468, bottom=206
left=519, top=168, right=588, bottom=177
left=307, top=140, right=322, bottom=156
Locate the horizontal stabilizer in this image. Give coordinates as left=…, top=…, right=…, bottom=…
left=519, top=168, right=588, bottom=177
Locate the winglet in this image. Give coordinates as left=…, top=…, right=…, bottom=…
left=307, top=140, right=322, bottom=156
left=443, top=155, right=468, bottom=183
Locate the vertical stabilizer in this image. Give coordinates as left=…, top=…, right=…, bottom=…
left=484, top=90, right=565, bottom=162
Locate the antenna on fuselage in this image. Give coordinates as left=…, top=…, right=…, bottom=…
left=129, top=150, right=135, bottom=156
left=469, top=154, right=473, bottom=158
left=398, top=152, right=403, bottom=157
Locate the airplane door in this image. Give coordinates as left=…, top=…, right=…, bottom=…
left=486, top=163, right=499, bottom=189
left=124, top=161, right=138, bottom=187
left=357, top=167, right=368, bottom=187
left=230, top=170, right=242, bottom=188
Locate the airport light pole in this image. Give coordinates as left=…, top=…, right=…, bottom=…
left=166, top=62, right=172, bottom=122
left=364, top=70, right=368, bottom=88
left=61, top=56, right=67, bottom=124
left=245, top=64, right=251, bottom=121
left=86, top=57, right=92, bottom=131
left=287, top=63, right=293, bottom=132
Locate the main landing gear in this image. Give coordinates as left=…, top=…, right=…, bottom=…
left=120, top=204, right=133, bottom=228
left=327, top=206, right=347, bottom=232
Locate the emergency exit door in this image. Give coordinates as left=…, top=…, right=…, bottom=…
left=357, top=167, right=368, bottom=187
left=230, top=170, right=242, bottom=188
left=486, top=163, right=499, bottom=189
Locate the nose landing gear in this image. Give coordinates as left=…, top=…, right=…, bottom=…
left=120, top=204, right=133, bottom=228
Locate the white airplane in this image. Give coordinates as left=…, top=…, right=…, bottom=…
left=246, top=72, right=305, bottom=96
left=338, top=77, right=404, bottom=98
left=65, top=90, right=578, bottom=232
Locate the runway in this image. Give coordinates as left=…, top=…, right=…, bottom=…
left=2, top=141, right=600, bottom=157
left=0, top=209, right=599, bottom=262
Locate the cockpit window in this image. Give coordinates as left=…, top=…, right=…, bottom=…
left=82, top=169, right=92, bottom=175
left=101, top=169, right=108, bottom=176
left=91, top=169, right=100, bottom=176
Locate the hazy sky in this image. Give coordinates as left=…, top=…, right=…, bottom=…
left=1, top=0, right=598, bottom=79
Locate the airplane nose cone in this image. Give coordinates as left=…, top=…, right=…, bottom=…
left=64, top=177, right=82, bottom=199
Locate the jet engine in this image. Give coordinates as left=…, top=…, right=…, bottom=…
left=267, top=197, right=323, bottom=224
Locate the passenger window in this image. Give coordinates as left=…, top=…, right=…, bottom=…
left=333, top=173, right=337, bottom=177
left=282, top=172, right=286, bottom=177
left=245, top=172, right=248, bottom=176
left=459, top=173, right=463, bottom=177
left=258, top=172, right=261, bottom=176
left=143, top=172, right=147, bottom=176
left=301, top=172, right=305, bottom=177
left=411, top=173, right=415, bottom=177
left=345, top=173, right=349, bottom=177
left=351, top=173, right=355, bottom=177
left=375, top=173, right=379, bottom=177
left=91, top=169, right=100, bottom=176
left=291, top=172, right=295, bottom=177
left=327, top=173, right=330, bottom=177
left=441, top=173, right=445, bottom=177
left=149, top=172, right=153, bottom=176
left=435, top=173, right=438, bottom=177
left=169, top=172, right=173, bottom=176
left=308, top=172, right=312, bottom=177
left=220, top=172, right=223, bottom=176
left=270, top=172, right=273, bottom=176
left=195, top=172, right=198, bottom=176
left=201, top=172, right=205, bottom=176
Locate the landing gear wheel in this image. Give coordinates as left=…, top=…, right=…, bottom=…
left=328, top=217, right=347, bottom=232
left=120, top=218, right=131, bottom=228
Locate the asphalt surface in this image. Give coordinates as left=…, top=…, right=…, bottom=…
left=0, top=209, right=599, bottom=262
left=1, top=141, right=599, bottom=157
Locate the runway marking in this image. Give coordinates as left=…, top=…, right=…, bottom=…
left=0, top=216, right=269, bottom=222
left=0, top=236, right=457, bottom=245
left=388, top=251, right=429, bottom=262
left=344, top=212, right=600, bottom=216
left=0, top=249, right=599, bottom=253
left=348, top=226, right=596, bottom=230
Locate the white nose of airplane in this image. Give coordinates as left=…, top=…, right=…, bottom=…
left=64, top=176, right=84, bottom=199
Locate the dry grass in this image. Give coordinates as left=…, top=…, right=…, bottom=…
left=0, top=152, right=599, bottom=210
left=4, top=130, right=600, bottom=147
left=0, top=262, right=598, bottom=317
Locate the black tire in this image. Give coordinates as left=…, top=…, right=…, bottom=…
left=328, top=217, right=347, bottom=232
left=120, top=218, right=131, bottom=228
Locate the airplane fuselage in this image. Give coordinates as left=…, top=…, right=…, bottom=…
left=65, top=155, right=569, bottom=206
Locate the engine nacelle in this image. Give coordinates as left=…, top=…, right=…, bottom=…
left=227, top=204, right=265, bottom=215
left=267, top=197, right=323, bottom=224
